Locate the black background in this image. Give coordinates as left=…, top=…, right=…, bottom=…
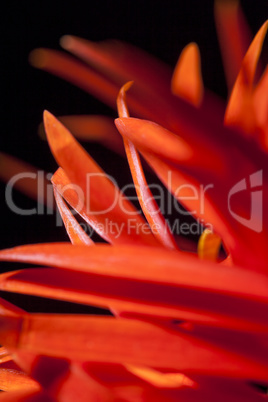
left=0, top=0, right=267, bottom=302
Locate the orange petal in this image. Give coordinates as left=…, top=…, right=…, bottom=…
left=0, top=368, right=40, bottom=392
left=2, top=267, right=266, bottom=332
left=39, top=115, right=125, bottom=155
left=125, top=365, right=196, bottom=389
left=225, top=20, right=268, bottom=134
left=29, top=48, right=167, bottom=126
left=115, top=117, right=226, bottom=174
left=60, top=36, right=172, bottom=100
left=117, top=83, right=178, bottom=250
left=1, top=314, right=267, bottom=381
left=171, top=43, right=204, bottom=106
left=44, top=111, right=158, bottom=247
left=0, top=347, right=12, bottom=364
left=0, top=243, right=267, bottom=304
left=0, top=296, right=27, bottom=317
left=52, top=168, right=109, bottom=242
left=253, top=66, right=268, bottom=149
left=53, top=187, right=93, bottom=246
left=29, top=44, right=223, bottom=138
left=214, top=0, right=252, bottom=91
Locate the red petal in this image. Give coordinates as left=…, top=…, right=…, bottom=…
left=214, top=0, right=252, bottom=91
left=60, top=36, right=172, bottom=100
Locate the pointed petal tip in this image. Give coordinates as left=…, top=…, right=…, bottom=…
left=43, top=110, right=68, bottom=151
left=171, top=41, right=203, bottom=105
left=43, top=110, right=56, bottom=133
left=122, top=80, right=134, bottom=91
left=43, top=109, right=53, bottom=121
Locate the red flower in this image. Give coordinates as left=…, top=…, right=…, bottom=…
left=0, top=1, right=267, bottom=400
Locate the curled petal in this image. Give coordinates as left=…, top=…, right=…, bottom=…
left=117, top=83, right=178, bottom=250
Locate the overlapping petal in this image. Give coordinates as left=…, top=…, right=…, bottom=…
left=1, top=1, right=268, bottom=399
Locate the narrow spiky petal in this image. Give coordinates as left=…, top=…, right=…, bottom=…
left=225, top=20, right=268, bottom=134
left=53, top=187, right=94, bottom=245
left=115, top=116, right=226, bottom=173
left=29, top=46, right=224, bottom=137
left=60, top=36, right=172, bottom=99
left=117, top=82, right=178, bottom=250
left=1, top=9, right=267, bottom=400
left=39, top=115, right=124, bottom=155
left=29, top=48, right=172, bottom=127
left=253, top=66, right=268, bottom=148
left=29, top=49, right=118, bottom=108
left=43, top=111, right=158, bottom=246
left=171, top=43, right=204, bottom=106
left=214, top=0, right=252, bottom=91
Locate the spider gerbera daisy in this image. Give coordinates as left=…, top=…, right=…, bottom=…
left=0, top=1, right=267, bottom=400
